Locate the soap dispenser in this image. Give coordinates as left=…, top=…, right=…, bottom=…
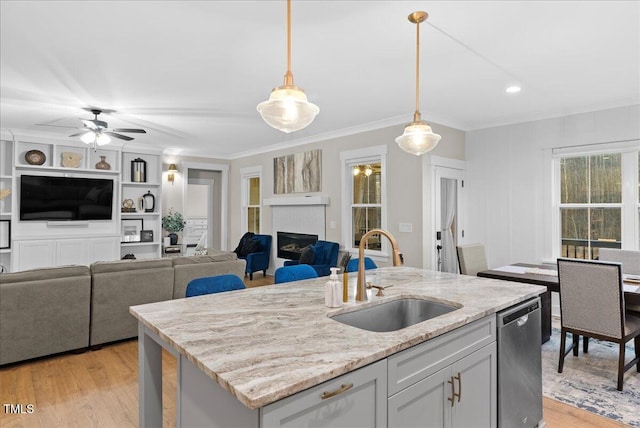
left=325, top=267, right=343, bottom=308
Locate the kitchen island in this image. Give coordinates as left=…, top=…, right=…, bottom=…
left=131, top=266, right=545, bottom=427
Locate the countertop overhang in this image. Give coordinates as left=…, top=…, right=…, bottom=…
left=130, top=266, right=545, bottom=409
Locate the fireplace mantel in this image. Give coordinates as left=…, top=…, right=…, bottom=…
left=263, top=196, right=329, bottom=206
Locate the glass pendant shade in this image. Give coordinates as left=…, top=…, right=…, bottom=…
left=96, top=133, right=111, bottom=146
left=257, top=86, right=319, bottom=133
left=395, top=121, right=441, bottom=156
left=80, top=132, right=95, bottom=144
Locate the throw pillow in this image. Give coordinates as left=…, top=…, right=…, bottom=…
left=239, top=239, right=259, bottom=257
left=234, top=232, right=255, bottom=256
left=298, top=245, right=315, bottom=265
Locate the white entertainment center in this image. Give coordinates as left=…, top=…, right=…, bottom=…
left=0, top=133, right=163, bottom=272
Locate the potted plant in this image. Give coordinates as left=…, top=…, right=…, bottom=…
left=162, top=208, right=185, bottom=245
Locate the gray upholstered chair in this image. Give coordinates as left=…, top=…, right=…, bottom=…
left=599, top=249, right=640, bottom=313
left=598, top=248, right=640, bottom=275
left=456, top=243, right=488, bottom=276
left=556, top=258, right=640, bottom=391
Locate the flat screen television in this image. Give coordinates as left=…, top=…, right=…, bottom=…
left=20, top=175, right=114, bottom=221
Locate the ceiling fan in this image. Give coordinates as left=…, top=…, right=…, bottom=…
left=70, top=109, right=146, bottom=149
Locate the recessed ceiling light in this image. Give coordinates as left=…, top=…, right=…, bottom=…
left=506, top=86, right=521, bottom=94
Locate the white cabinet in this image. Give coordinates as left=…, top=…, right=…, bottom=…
left=387, top=316, right=497, bottom=428
left=13, top=240, right=55, bottom=271
left=388, top=344, right=496, bottom=428
left=261, top=359, right=387, bottom=428
left=13, top=237, right=120, bottom=270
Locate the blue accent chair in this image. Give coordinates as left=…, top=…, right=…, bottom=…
left=274, top=265, right=319, bottom=284
left=283, top=240, right=339, bottom=277
left=185, top=274, right=246, bottom=297
left=346, top=257, right=378, bottom=273
left=240, top=234, right=272, bottom=280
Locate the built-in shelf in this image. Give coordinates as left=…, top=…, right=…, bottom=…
left=120, top=241, right=160, bottom=247
left=15, top=165, right=121, bottom=175
left=121, top=212, right=161, bottom=217
left=0, top=175, right=11, bottom=179
left=0, top=249, right=11, bottom=254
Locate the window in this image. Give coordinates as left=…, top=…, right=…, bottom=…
left=340, top=146, right=387, bottom=257
left=241, top=166, right=261, bottom=234
left=555, top=144, right=639, bottom=258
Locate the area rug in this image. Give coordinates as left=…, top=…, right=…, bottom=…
left=541, top=318, right=640, bottom=427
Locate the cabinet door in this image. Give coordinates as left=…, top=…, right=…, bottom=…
left=261, top=359, right=387, bottom=428
left=56, top=239, right=88, bottom=266
left=388, top=366, right=451, bottom=428
left=87, top=237, right=119, bottom=263
left=14, top=240, right=55, bottom=270
left=451, top=343, right=496, bottom=428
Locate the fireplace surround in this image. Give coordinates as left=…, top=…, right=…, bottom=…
left=277, top=232, right=318, bottom=260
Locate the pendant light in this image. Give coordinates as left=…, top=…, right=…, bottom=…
left=257, top=0, right=319, bottom=133
left=395, top=11, right=441, bottom=156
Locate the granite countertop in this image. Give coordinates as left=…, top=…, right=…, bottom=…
left=130, top=266, right=545, bottom=409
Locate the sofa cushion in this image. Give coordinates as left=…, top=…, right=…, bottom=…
left=0, top=265, right=89, bottom=284
left=172, top=251, right=238, bottom=266
left=1, top=266, right=91, bottom=365
left=90, top=258, right=172, bottom=274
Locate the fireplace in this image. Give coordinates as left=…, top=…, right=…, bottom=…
left=277, top=231, right=318, bottom=260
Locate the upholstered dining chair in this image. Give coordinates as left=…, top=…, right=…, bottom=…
left=556, top=258, right=640, bottom=391
left=185, top=274, right=246, bottom=297
left=599, top=248, right=640, bottom=313
left=346, top=257, right=378, bottom=273
left=456, top=244, right=488, bottom=276
left=274, top=265, right=318, bottom=284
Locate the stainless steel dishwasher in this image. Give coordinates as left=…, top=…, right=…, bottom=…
left=497, top=297, right=543, bottom=428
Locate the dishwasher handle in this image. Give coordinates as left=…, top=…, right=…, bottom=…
left=498, top=297, right=540, bottom=328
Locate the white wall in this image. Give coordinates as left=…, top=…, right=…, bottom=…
left=465, top=104, right=639, bottom=269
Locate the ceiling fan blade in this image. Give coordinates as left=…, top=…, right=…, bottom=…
left=69, top=130, right=92, bottom=137
left=103, top=131, right=134, bottom=141
left=112, top=128, right=146, bottom=133
left=37, top=123, right=79, bottom=130
left=81, top=118, right=108, bottom=129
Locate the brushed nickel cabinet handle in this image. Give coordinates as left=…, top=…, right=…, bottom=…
left=447, top=377, right=455, bottom=407
left=321, top=383, right=353, bottom=400
left=454, top=372, right=462, bottom=403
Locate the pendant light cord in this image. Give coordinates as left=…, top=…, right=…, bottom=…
left=414, top=19, right=422, bottom=122
left=284, top=0, right=294, bottom=86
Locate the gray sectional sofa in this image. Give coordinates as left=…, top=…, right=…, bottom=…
left=0, top=251, right=246, bottom=365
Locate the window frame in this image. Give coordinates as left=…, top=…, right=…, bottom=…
left=552, top=141, right=640, bottom=258
left=240, top=166, right=262, bottom=235
left=340, top=145, right=388, bottom=260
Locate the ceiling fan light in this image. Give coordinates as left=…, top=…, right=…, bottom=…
left=80, top=132, right=95, bottom=144
left=96, top=133, right=111, bottom=146
left=257, top=87, right=319, bottom=133
left=395, top=122, right=441, bottom=156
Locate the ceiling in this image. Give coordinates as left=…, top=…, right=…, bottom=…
left=1, top=1, right=638, bottom=159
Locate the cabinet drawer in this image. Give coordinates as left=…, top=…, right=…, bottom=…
left=261, top=359, right=387, bottom=428
left=388, top=316, right=495, bottom=396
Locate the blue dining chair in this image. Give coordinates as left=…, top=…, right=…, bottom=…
left=346, top=257, right=378, bottom=273
left=274, top=265, right=318, bottom=284
left=186, top=274, right=246, bottom=297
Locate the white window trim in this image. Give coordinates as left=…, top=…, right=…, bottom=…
left=240, top=166, right=262, bottom=235
left=340, top=145, right=388, bottom=261
left=551, top=142, right=639, bottom=258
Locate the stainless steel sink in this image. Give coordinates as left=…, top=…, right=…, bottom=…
left=330, top=298, right=459, bottom=332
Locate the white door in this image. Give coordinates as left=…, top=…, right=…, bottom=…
left=432, top=159, right=466, bottom=272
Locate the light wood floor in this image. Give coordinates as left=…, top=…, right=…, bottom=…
left=0, top=275, right=629, bottom=428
